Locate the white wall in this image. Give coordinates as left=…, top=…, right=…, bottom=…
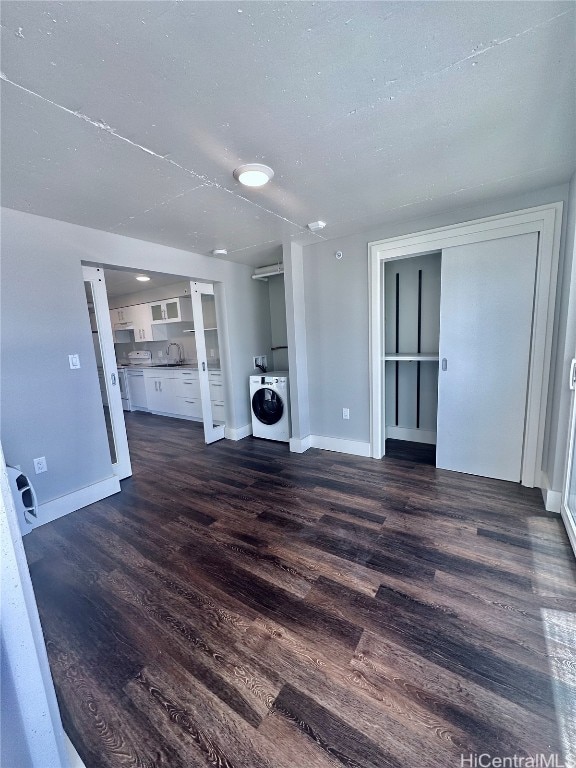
left=1, top=215, right=113, bottom=504
left=0, top=207, right=271, bottom=506
left=302, top=183, right=572, bottom=486
left=268, top=274, right=288, bottom=371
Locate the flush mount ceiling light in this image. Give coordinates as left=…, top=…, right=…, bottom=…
left=233, top=163, right=274, bottom=187
left=307, top=220, right=326, bottom=232
left=136, top=275, right=150, bottom=282
left=212, top=249, right=228, bottom=256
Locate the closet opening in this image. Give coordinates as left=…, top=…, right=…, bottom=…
left=384, top=252, right=441, bottom=465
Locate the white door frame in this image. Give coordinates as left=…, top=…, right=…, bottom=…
left=368, top=202, right=563, bottom=487
left=82, top=266, right=132, bottom=479
left=190, top=281, right=225, bottom=444
left=561, top=353, right=576, bottom=556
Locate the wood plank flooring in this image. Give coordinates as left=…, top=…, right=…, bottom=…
left=23, top=412, right=576, bottom=768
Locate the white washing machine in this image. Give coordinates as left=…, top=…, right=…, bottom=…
left=250, top=373, right=290, bottom=442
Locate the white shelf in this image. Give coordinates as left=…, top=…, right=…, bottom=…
left=182, top=327, right=217, bottom=333
left=384, top=354, right=439, bottom=361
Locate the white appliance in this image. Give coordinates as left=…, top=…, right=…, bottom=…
left=250, top=373, right=290, bottom=442
left=123, top=350, right=152, bottom=411
left=127, top=350, right=153, bottom=366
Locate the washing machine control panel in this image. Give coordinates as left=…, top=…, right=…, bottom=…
left=260, top=376, right=286, bottom=387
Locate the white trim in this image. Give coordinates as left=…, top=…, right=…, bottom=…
left=65, top=734, right=86, bottom=768
left=310, top=435, right=371, bottom=457
left=541, top=472, right=562, bottom=513
left=542, top=487, right=562, bottom=514
left=289, top=435, right=312, bottom=453
left=225, top=423, right=252, bottom=441
left=369, top=202, right=563, bottom=487
left=30, top=475, right=120, bottom=531
left=385, top=427, right=436, bottom=445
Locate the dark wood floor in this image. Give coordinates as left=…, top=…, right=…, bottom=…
left=24, top=412, right=576, bottom=768
left=385, top=438, right=436, bottom=466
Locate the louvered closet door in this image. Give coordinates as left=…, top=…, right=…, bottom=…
left=436, top=232, right=538, bottom=482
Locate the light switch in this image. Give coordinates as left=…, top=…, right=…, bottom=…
left=68, top=354, right=81, bottom=369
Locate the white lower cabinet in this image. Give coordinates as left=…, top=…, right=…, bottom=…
left=143, top=369, right=223, bottom=423
left=143, top=371, right=180, bottom=414
left=175, top=371, right=202, bottom=418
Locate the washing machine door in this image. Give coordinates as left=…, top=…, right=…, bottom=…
left=252, top=387, right=284, bottom=425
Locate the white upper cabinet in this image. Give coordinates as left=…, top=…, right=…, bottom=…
left=110, top=305, right=135, bottom=327
left=110, top=296, right=194, bottom=343
left=149, top=297, right=193, bottom=324
left=130, top=303, right=155, bottom=342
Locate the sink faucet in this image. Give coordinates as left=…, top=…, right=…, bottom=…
left=166, top=342, right=183, bottom=363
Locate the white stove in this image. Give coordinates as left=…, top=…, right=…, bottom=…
left=127, top=350, right=153, bottom=366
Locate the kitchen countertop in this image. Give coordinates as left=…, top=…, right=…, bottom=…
left=118, top=363, right=220, bottom=370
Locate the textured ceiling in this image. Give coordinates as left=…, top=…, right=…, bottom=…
left=1, top=1, right=575, bottom=266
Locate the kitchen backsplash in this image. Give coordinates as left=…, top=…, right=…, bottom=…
left=115, top=330, right=219, bottom=366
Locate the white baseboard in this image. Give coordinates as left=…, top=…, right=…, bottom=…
left=310, top=435, right=371, bottom=458
left=540, top=472, right=562, bottom=514
left=289, top=435, right=313, bottom=453
left=31, top=475, right=121, bottom=532
left=542, top=489, right=561, bottom=513
left=385, top=427, right=437, bottom=445
left=225, top=423, right=252, bottom=441
left=540, top=472, right=562, bottom=513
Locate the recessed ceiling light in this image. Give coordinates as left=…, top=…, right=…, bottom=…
left=212, top=249, right=228, bottom=256
left=136, top=275, right=150, bottom=282
left=233, top=163, right=274, bottom=187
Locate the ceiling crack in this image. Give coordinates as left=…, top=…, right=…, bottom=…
left=422, top=9, right=574, bottom=80
left=315, top=8, right=573, bottom=131
left=0, top=71, right=311, bottom=235
left=112, top=183, right=206, bottom=229
left=228, top=238, right=280, bottom=254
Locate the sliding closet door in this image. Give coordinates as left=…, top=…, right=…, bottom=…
left=436, top=232, right=538, bottom=482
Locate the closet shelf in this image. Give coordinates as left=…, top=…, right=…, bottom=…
left=384, top=354, right=439, bottom=361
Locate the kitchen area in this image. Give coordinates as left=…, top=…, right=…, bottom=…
left=101, top=271, right=225, bottom=427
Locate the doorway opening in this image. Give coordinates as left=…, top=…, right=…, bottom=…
left=383, top=251, right=441, bottom=465
left=83, top=264, right=229, bottom=479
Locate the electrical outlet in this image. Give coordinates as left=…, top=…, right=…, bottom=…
left=253, top=355, right=268, bottom=368
left=68, top=354, right=81, bottom=369
left=342, top=408, right=350, bottom=420
left=158, top=350, right=164, bottom=359
left=33, top=456, right=48, bottom=474
left=209, top=349, right=215, bottom=358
